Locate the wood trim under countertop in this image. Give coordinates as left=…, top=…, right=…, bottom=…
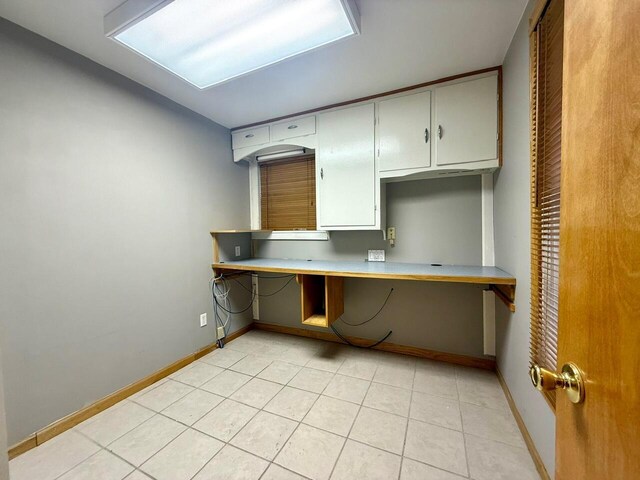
left=7, top=323, right=254, bottom=460
left=254, top=322, right=496, bottom=370
left=496, top=368, right=551, bottom=480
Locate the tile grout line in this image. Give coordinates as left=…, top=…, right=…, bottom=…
left=397, top=360, right=416, bottom=480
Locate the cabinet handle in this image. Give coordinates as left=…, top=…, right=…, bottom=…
left=245, top=133, right=254, bottom=138
left=437, top=125, right=443, bottom=139
left=320, top=168, right=324, bottom=179
left=424, top=128, right=429, bottom=143
left=287, top=125, right=298, bottom=130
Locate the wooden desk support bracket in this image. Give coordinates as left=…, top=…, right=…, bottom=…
left=490, top=284, right=516, bottom=312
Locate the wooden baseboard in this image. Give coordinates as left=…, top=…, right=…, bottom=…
left=496, top=368, right=551, bottom=480
left=8, top=323, right=253, bottom=460
left=253, top=322, right=495, bottom=370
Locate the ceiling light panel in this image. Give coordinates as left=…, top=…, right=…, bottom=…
left=106, top=0, right=359, bottom=89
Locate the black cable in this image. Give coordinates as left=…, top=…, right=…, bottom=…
left=212, top=274, right=295, bottom=315
left=338, top=288, right=394, bottom=327
left=234, top=272, right=297, bottom=279
left=229, top=275, right=296, bottom=297
left=330, top=324, right=392, bottom=349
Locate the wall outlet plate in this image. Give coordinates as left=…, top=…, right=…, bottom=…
left=217, top=326, right=226, bottom=339
left=200, top=313, right=207, bottom=327
left=235, top=245, right=241, bottom=257
left=368, top=249, right=386, bottom=262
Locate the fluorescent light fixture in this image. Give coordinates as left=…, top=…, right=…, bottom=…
left=256, top=148, right=306, bottom=162
left=105, top=0, right=360, bottom=89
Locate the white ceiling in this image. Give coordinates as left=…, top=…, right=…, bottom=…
left=0, top=0, right=527, bottom=128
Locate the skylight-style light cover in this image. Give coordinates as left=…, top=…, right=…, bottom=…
left=109, top=0, right=359, bottom=89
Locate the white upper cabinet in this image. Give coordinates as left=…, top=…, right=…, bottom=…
left=271, top=115, right=316, bottom=142
left=378, top=91, right=432, bottom=174
left=434, top=75, right=498, bottom=166
left=231, top=125, right=270, bottom=150
left=316, top=103, right=378, bottom=229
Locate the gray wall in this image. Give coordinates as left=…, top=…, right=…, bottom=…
left=0, top=19, right=251, bottom=446
left=494, top=0, right=556, bottom=476
left=257, top=176, right=489, bottom=357
left=0, top=350, right=8, bottom=480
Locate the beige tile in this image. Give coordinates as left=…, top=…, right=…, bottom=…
left=230, top=377, right=283, bottom=408
left=274, top=424, right=345, bottom=480
left=410, top=392, right=462, bottom=431
left=373, top=363, right=415, bottom=389
left=129, top=378, right=169, bottom=401
left=331, top=439, right=401, bottom=480
left=460, top=402, right=524, bottom=447
left=322, top=374, right=370, bottom=404
left=140, top=428, right=223, bottom=480
left=228, top=354, right=273, bottom=376
left=404, top=420, right=467, bottom=477
left=172, top=362, right=224, bottom=387
left=124, top=471, right=153, bottom=480
left=58, top=450, right=134, bottom=480
left=162, top=389, right=224, bottom=425
left=109, top=415, right=186, bottom=467
left=133, top=380, right=194, bottom=412
left=77, top=401, right=155, bottom=446
left=230, top=411, right=298, bottom=461
left=465, top=434, right=539, bottom=480
left=363, top=382, right=411, bottom=416
left=305, top=344, right=349, bottom=373
left=349, top=406, right=407, bottom=455
left=303, top=395, right=359, bottom=436
left=413, top=361, right=457, bottom=400
left=288, top=367, right=334, bottom=393
left=456, top=367, right=508, bottom=410
left=193, top=445, right=268, bottom=480
left=200, top=369, right=252, bottom=397
left=257, top=361, right=302, bottom=384
left=200, top=348, right=247, bottom=368
left=400, top=458, right=467, bottom=480
left=264, top=386, right=319, bottom=421
left=261, top=463, right=307, bottom=480
left=337, top=357, right=378, bottom=381
left=9, top=430, right=100, bottom=480
left=274, top=345, right=320, bottom=367
left=193, top=398, right=257, bottom=442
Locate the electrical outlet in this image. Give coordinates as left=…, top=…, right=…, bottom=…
left=368, top=249, right=386, bottom=262
left=199, top=313, right=207, bottom=327
left=387, top=227, right=396, bottom=240
left=235, top=245, right=241, bottom=257
left=217, top=326, right=226, bottom=339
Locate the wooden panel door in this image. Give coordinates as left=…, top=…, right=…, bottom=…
left=434, top=75, right=498, bottom=166
left=555, top=0, right=640, bottom=478
left=316, top=103, right=376, bottom=228
left=378, top=91, right=431, bottom=172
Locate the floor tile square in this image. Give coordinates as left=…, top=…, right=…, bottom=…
left=400, top=458, right=467, bottom=480
left=200, top=348, right=247, bottom=368
left=257, top=361, right=302, bottom=384
left=261, top=464, right=307, bottom=480
left=302, top=395, right=359, bottom=436
left=413, top=369, right=458, bottom=400
left=193, top=445, right=268, bottom=480
left=460, top=402, right=524, bottom=447
left=230, top=377, right=283, bottom=408
left=337, top=357, right=378, bottom=381
left=274, top=424, right=345, bottom=480
left=455, top=368, right=508, bottom=410
left=363, top=382, right=411, bottom=416
left=193, top=398, right=257, bottom=442
left=349, top=406, right=407, bottom=454
left=133, top=380, right=194, bottom=412
left=322, top=374, right=370, bottom=404
left=172, top=362, right=224, bottom=387
left=331, top=439, right=401, bottom=480
left=288, top=367, right=334, bottom=393
left=404, top=420, right=467, bottom=476
left=305, top=344, right=348, bottom=373
left=124, top=471, right=153, bottom=480
left=230, top=411, right=298, bottom=460
left=58, top=450, right=134, bottom=480
left=410, top=392, right=462, bottom=431
left=129, top=379, right=168, bottom=401
left=108, top=415, right=186, bottom=467
left=465, top=434, right=539, bottom=480
left=162, top=389, right=224, bottom=426
left=264, top=386, right=319, bottom=421
left=373, top=363, right=415, bottom=389
left=76, top=401, right=155, bottom=446
left=228, top=354, right=273, bottom=376
left=140, top=428, right=223, bottom=480
left=200, top=369, right=252, bottom=397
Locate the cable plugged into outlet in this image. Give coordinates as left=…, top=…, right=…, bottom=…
left=217, top=326, right=226, bottom=339
left=387, top=227, right=396, bottom=247
left=200, top=313, right=207, bottom=327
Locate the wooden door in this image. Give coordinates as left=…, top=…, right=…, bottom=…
left=378, top=91, right=431, bottom=172
left=556, top=0, right=640, bottom=478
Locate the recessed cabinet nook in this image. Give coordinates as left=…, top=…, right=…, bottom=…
left=231, top=69, right=501, bottom=232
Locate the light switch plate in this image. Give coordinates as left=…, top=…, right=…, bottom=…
left=235, top=246, right=241, bottom=257
left=368, top=250, right=385, bottom=262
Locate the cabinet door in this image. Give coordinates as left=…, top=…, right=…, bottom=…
left=317, top=103, right=376, bottom=228
left=434, top=75, right=498, bottom=166
left=378, top=91, right=431, bottom=172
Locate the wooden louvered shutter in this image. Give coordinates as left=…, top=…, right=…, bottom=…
left=260, top=155, right=317, bottom=230
left=530, top=0, right=564, bottom=408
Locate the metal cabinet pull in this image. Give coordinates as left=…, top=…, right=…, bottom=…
left=320, top=168, right=324, bottom=179
left=437, top=125, right=443, bottom=139
left=245, top=133, right=254, bottom=138
left=424, top=128, right=429, bottom=143
left=287, top=125, right=298, bottom=130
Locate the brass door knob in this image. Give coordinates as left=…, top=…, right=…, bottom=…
left=529, top=362, right=585, bottom=404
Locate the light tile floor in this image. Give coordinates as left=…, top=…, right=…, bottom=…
left=9, top=330, right=540, bottom=480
